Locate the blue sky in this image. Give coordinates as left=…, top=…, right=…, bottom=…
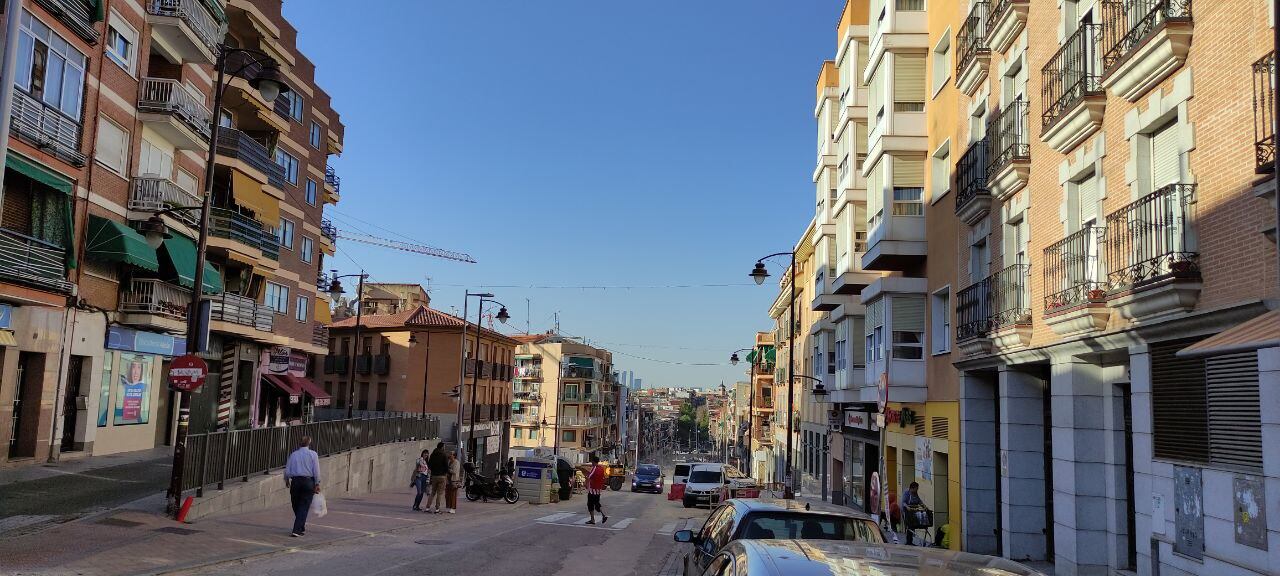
left=284, top=1, right=842, bottom=389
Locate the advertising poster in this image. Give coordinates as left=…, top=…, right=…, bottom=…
left=98, top=351, right=113, bottom=427
left=915, top=436, right=933, bottom=482
left=113, top=353, right=153, bottom=425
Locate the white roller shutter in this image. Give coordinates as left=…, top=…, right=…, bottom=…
left=892, top=296, right=926, bottom=332
left=1077, top=174, right=1099, bottom=226
left=894, top=56, right=926, bottom=106
left=1150, top=121, right=1181, bottom=189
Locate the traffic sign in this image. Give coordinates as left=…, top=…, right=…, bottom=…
left=168, top=354, right=208, bottom=392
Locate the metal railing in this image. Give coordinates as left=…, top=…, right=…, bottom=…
left=312, top=324, right=328, bottom=348
left=325, top=165, right=341, bottom=193
left=558, top=416, right=603, bottom=427
left=956, top=1, right=991, bottom=78
left=1100, top=0, right=1192, bottom=75
left=990, top=0, right=1026, bottom=29
left=130, top=177, right=203, bottom=226
left=180, top=415, right=441, bottom=493
left=957, top=277, right=993, bottom=340
left=510, top=413, right=541, bottom=425
left=120, top=278, right=192, bottom=319
left=988, top=98, right=1030, bottom=177
left=1041, top=23, right=1104, bottom=132
left=955, top=138, right=989, bottom=216
left=323, top=355, right=349, bottom=374
left=1105, top=183, right=1198, bottom=292
left=320, top=218, right=338, bottom=243
left=990, top=264, right=1032, bottom=329
left=1253, top=52, right=1275, bottom=173
left=1043, top=226, right=1107, bottom=312
left=209, top=292, right=274, bottom=331
left=139, top=78, right=213, bottom=140
left=562, top=365, right=597, bottom=379
left=32, top=0, right=98, bottom=42
left=11, top=90, right=85, bottom=167
left=209, top=207, right=279, bottom=261
left=0, top=228, right=73, bottom=293
left=216, top=129, right=286, bottom=188
left=146, top=0, right=225, bottom=52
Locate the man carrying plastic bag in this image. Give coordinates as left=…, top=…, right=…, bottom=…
left=285, top=436, right=322, bottom=537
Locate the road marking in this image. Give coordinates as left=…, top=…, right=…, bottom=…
left=34, top=468, right=145, bottom=483
left=534, top=512, right=576, bottom=523
left=307, top=523, right=376, bottom=535
left=328, top=510, right=420, bottom=521
left=574, top=516, right=592, bottom=525
left=611, top=517, right=635, bottom=529
left=657, top=521, right=677, bottom=535
left=225, top=538, right=283, bottom=548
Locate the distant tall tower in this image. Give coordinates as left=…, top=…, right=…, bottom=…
left=634, top=378, right=642, bottom=390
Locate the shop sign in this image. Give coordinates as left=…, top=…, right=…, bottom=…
left=107, top=326, right=185, bottom=357
left=844, top=411, right=873, bottom=430
left=264, top=347, right=309, bottom=377
left=883, top=406, right=918, bottom=428
left=0, top=304, right=11, bottom=329
left=461, top=421, right=500, bottom=437
left=168, top=354, right=208, bottom=392
left=827, top=409, right=842, bottom=431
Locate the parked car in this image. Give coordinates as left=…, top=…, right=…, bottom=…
left=674, top=498, right=883, bottom=576
left=693, top=539, right=1044, bottom=576
left=631, top=463, right=664, bottom=493
left=672, top=462, right=693, bottom=486
left=683, top=463, right=753, bottom=508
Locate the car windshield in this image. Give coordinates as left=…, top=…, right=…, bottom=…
left=688, top=470, right=722, bottom=483
left=739, top=513, right=884, bottom=543
left=674, top=464, right=690, bottom=476
left=637, top=465, right=660, bottom=476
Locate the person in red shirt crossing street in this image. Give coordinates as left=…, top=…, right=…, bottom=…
left=585, top=454, right=608, bottom=525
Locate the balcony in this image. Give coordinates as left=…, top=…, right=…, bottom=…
left=138, top=78, right=213, bottom=150
left=10, top=90, right=85, bottom=167
left=861, top=207, right=927, bottom=272
left=355, top=355, right=373, bottom=375
left=129, top=177, right=202, bottom=227
left=209, top=292, right=273, bottom=333
left=372, top=354, right=391, bottom=375
left=324, top=165, right=341, bottom=200
left=955, top=1, right=991, bottom=96
left=988, top=0, right=1029, bottom=53
left=867, top=0, right=929, bottom=70
left=987, top=98, right=1032, bottom=200
left=208, top=207, right=279, bottom=262
left=515, top=365, right=543, bottom=380
left=146, top=0, right=224, bottom=64
left=32, top=0, right=98, bottom=43
left=312, top=325, right=328, bottom=348
left=216, top=129, right=286, bottom=189
left=1041, top=24, right=1106, bottom=152
left=1104, top=183, right=1200, bottom=320
left=1043, top=226, right=1110, bottom=334
left=0, top=228, right=73, bottom=294
left=320, top=219, right=338, bottom=244
left=955, top=139, right=991, bottom=225
left=562, top=365, right=596, bottom=380
left=559, top=416, right=602, bottom=428
left=1100, top=0, right=1193, bottom=102
left=810, top=270, right=842, bottom=312
left=119, top=279, right=191, bottom=332
left=1253, top=52, right=1274, bottom=174
left=957, top=264, right=1032, bottom=354
left=510, top=413, right=541, bottom=425
left=323, top=355, right=349, bottom=375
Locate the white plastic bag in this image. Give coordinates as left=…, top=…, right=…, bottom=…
left=310, top=492, right=328, bottom=517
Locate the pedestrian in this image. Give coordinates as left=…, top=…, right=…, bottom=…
left=446, top=450, right=463, bottom=514
left=585, top=454, right=608, bottom=525
left=427, top=441, right=449, bottom=513
left=411, top=449, right=430, bottom=511
left=284, top=435, right=321, bottom=537
left=903, top=481, right=929, bottom=545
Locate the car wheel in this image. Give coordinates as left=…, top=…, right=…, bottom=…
left=682, top=497, right=694, bottom=508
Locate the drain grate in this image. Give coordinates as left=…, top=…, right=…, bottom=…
left=97, top=518, right=144, bottom=528
left=154, top=526, right=201, bottom=535
left=415, top=539, right=450, bottom=546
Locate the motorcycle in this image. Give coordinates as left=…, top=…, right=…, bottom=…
left=464, top=462, right=519, bottom=503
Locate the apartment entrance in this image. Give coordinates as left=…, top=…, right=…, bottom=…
left=59, top=355, right=85, bottom=452
left=9, top=352, right=45, bottom=459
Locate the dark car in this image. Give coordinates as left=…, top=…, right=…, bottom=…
left=631, top=463, right=664, bottom=493
left=674, top=498, right=883, bottom=576
left=696, top=540, right=1044, bottom=576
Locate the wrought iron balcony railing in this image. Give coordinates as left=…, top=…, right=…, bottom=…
left=955, top=139, right=990, bottom=215
left=1041, top=24, right=1104, bottom=132
left=0, top=228, right=73, bottom=293
left=130, top=177, right=203, bottom=227
left=987, top=98, right=1031, bottom=177
left=146, top=0, right=225, bottom=53
left=956, top=277, right=993, bottom=340
left=11, top=90, right=85, bottom=167
left=325, top=165, right=341, bottom=193
left=312, top=324, right=328, bottom=348
left=1104, top=183, right=1198, bottom=292
left=956, top=1, right=991, bottom=78
left=139, top=78, right=213, bottom=140
left=1100, top=0, right=1192, bottom=75
left=957, top=264, right=1031, bottom=339
left=1043, top=226, right=1107, bottom=313
left=120, top=278, right=193, bottom=319
left=320, top=218, right=338, bottom=243
left=1253, top=52, right=1275, bottom=173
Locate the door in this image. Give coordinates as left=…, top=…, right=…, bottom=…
left=60, top=356, right=85, bottom=452
left=234, top=360, right=254, bottom=429
left=9, top=353, right=44, bottom=459
left=1119, top=382, right=1136, bottom=569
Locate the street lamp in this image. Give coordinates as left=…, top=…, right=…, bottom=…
left=325, top=271, right=369, bottom=418
left=166, top=45, right=291, bottom=516
left=458, top=292, right=511, bottom=470
left=730, top=347, right=758, bottom=478
left=748, top=250, right=797, bottom=498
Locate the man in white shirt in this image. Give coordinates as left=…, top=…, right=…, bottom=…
left=284, top=436, right=321, bottom=536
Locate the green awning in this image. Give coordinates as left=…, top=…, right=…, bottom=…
left=200, top=0, right=226, bottom=23
left=85, top=216, right=158, bottom=271
left=568, top=356, right=594, bottom=368
left=7, top=152, right=73, bottom=196
left=92, top=0, right=105, bottom=22
left=160, top=234, right=222, bottom=294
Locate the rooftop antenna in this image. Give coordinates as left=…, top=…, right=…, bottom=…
left=525, top=298, right=531, bottom=334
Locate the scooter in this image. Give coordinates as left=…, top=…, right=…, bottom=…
left=464, top=463, right=519, bottom=503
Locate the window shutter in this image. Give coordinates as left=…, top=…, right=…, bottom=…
left=893, top=157, right=924, bottom=188
left=1077, top=175, right=1099, bottom=225
left=868, top=161, right=883, bottom=216
left=892, top=296, right=926, bottom=332
left=857, top=44, right=869, bottom=85
left=1150, top=339, right=1209, bottom=463
left=894, top=56, right=926, bottom=103
left=855, top=122, right=869, bottom=156
left=1150, top=121, right=1180, bottom=188
left=1206, top=352, right=1262, bottom=471
left=866, top=299, right=883, bottom=335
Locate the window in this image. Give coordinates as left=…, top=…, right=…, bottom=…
left=1149, top=120, right=1180, bottom=191
left=309, top=121, right=322, bottom=148
left=265, top=282, right=289, bottom=314
left=376, top=382, right=387, bottom=411
left=931, top=142, right=951, bottom=202
left=1001, top=57, right=1027, bottom=106
left=105, top=17, right=136, bottom=74
left=931, top=287, right=951, bottom=355
left=892, top=157, right=924, bottom=215
left=561, top=430, right=576, bottom=442
left=866, top=299, right=885, bottom=362
left=301, top=236, right=314, bottom=263
left=94, top=117, right=129, bottom=175
left=893, top=55, right=926, bottom=112
left=305, top=178, right=318, bottom=205
left=868, top=160, right=884, bottom=230
left=358, top=382, right=369, bottom=411
left=896, top=0, right=925, bottom=9
left=970, top=103, right=987, bottom=143
left=175, top=169, right=198, bottom=195
left=282, top=90, right=304, bottom=121
left=826, top=330, right=836, bottom=375
left=513, top=428, right=522, bottom=439
left=294, top=295, right=309, bottom=322
left=275, top=148, right=299, bottom=185
left=16, top=10, right=87, bottom=120
left=932, top=31, right=951, bottom=95
left=970, top=238, right=989, bottom=283
left=277, top=218, right=295, bottom=249
left=835, top=321, right=848, bottom=372
left=218, top=109, right=234, bottom=128
left=892, top=296, right=925, bottom=360
left=137, top=139, right=173, bottom=178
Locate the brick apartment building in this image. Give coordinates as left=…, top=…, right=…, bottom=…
left=0, top=0, right=345, bottom=466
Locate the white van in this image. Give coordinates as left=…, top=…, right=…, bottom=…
left=672, top=462, right=693, bottom=487
left=682, top=463, right=727, bottom=508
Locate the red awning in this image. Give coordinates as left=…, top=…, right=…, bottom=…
left=277, top=374, right=332, bottom=407
left=262, top=374, right=301, bottom=404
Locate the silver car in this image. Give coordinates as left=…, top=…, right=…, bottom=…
left=697, top=539, right=1045, bottom=576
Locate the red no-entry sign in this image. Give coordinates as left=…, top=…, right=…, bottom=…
left=168, top=354, right=208, bottom=393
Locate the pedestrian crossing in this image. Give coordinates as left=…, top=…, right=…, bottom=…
left=656, top=519, right=699, bottom=535
left=533, top=513, right=700, bottom=534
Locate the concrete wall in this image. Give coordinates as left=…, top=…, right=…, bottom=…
left=184, top=438, right=439, bottom=522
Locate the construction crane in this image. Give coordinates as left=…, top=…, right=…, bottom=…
left=335, top=230, right=477, bottom=264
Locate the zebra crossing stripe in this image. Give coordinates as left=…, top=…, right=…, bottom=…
left=574, top=516, right=593, bottom=525
left=612, top=518, right=635, bottom=529
left=657, top=521, right=677, bottom=535
left=535, top=512, right=576, bottom=523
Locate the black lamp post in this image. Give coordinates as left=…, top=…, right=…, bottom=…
left=730, top=347, right=758, bottom=477
left=165, top=46, right=289, bottom=516
left=458, top=292, right=509, bottom=468
left=792, top=373, right=831, bottom=501
left=748, top=251, right=797, bottom=498
left=325, top=270, right=368, bottom=418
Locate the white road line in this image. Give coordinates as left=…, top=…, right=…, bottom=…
left=657, top=521, right=677, bottom=535
left=328, top=510, right=420, bottom=521
left=225, top=538, right=283, bottom=548
left=574, top=516, right=592, bottom=525
left=611, top=517, right=635, bottom=529
left=307, top=523, right=376, bottom=535
left=534, top=512, right=576, bottom=523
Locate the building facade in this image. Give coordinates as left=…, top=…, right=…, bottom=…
left=0, top=0, right=344, bottom=466
left=508, top=334, right=620, bottom=465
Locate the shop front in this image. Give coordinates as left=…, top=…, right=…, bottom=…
left=462, top=420, right=502, bottom=473
left=94, top=326, right=185, bottom=455
left=258, top=346, right=330, bottom=427
left=840, top=409, right=880, bottom=514
left=879, top=401, right=961, bottom=549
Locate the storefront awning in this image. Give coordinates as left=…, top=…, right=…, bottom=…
left=1177, top=310, right=1280, bottom=358
left=85, top=215, right=159, bottom=271
left=160, top=234, right=223, bottom=294
left=0, top=330, right=16, bottom=347
left=231, top=169, right=279, bottom=225
left=262, top=374, right=301, bottom=404
left=282, top=374, right=332, bottom=407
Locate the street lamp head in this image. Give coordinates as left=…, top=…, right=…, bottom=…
left=813, top=383, right=828, bottom=398
left=729, top=353, right=740, bottom=366
left=325, top=277, right=345, bottom=300
left=496, top=307, right=510, bottom=324
left=249, top=63, right=289, bottom=103
left=140, top=215, right=171, bottom=250
left=749, top=262, right=769, bottom=285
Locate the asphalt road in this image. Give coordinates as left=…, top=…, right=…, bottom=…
left=185, top=484, right=710, bottom=576
left=0, top=452, right=172, bottom=538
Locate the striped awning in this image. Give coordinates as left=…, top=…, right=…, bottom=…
left=1178, top=310, right=1280, bottom=358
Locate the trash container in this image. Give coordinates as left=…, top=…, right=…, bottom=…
left=515, top=457, right=553, bottom=504
left=556, top=457, right=574, bottom=501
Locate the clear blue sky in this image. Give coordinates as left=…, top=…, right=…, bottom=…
left=284, top=1, right=842, bottom=389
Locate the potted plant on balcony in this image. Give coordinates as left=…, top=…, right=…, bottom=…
left=1086, top=288, right=1107, bottom=301
left=1169, top=259, right=1196, bottom=275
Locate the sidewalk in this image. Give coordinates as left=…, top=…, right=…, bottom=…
left=0, top=485, right=521, bottom=575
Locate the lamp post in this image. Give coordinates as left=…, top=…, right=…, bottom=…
left=325, top=271, right=368, bottom=418
left=458, top=292, right=509, bottom=468
left=730, top=347, right=758, bottom=478
left=748, top=251, right=797, bottom=498
left=162, top=47, right=289, bottom=516
left=791, top=373, right=830, bottom=501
